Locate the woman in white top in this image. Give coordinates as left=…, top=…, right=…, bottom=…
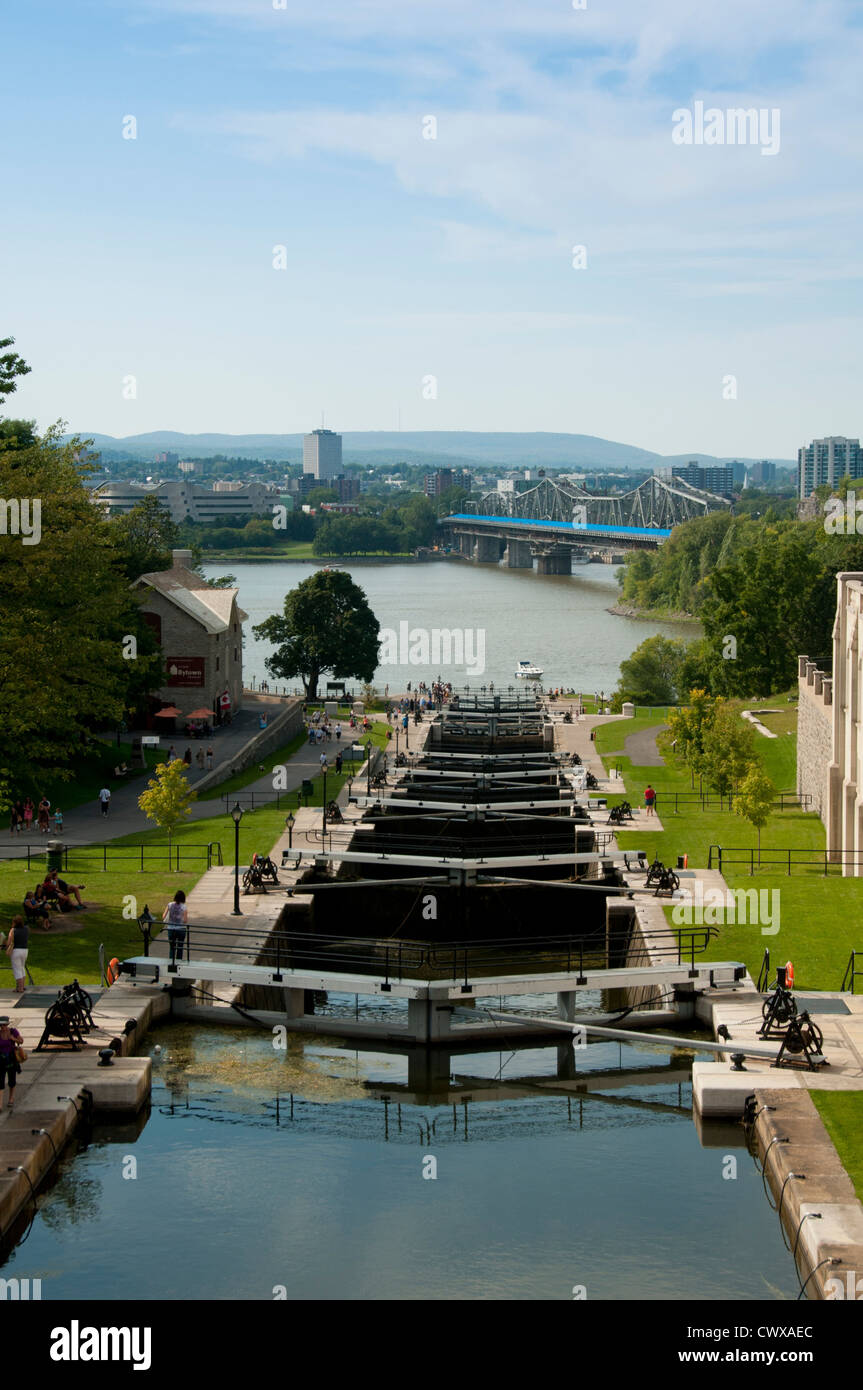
left=162, top=890, right=189, bottom=965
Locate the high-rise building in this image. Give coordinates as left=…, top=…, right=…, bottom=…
left=750, top=460, right=776, bottom=486
left=671, top=462, right=734, bottom=496
left=423, top=468, right=471, bottom=498
left=797, top=438, right=863, bottom=499
left=303, top=428, right=342, bottom=481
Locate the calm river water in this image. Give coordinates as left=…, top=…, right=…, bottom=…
left=204, top=559, right=694, bottom=696
left=6, top=1024, right=797, bottom=1301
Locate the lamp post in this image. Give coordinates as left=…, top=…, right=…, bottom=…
left=322, top=768, right=328, bottom=835
left=137, top=904, right=154, bottom=957
left=231, top=802, right=244, bottom=915
left=285, top=812, right=294, bottom=850
left=366, top=739, right=372, bottom=795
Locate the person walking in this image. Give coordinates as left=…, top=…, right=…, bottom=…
left=196, top=747, right=205, bottom=770
left=335, top=751, right=343, bottom=775
left=38, top=797, right=51, bottom=832
left=5, top=917, right=29, bottom=994
left=23, top=798, right=34, bottom=833
left=183, top=747, right=192, bottom=766
left=319, top=751, right=328, bottom=770
left=162, top=890, right=188, bottom=965
left=98, top=786, right=111, bottom=818
left=335, top=723, right=342, bottom=741
left=644, top=784, right=656, bottom=817
left=206, top=746, right=214, bottom=772
left=0, top=1016, right=24, bottom=1109
left=168, top=743, right=177, bottom=762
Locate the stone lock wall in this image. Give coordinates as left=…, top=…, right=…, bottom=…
left=796, top=656, right=833, bottom=826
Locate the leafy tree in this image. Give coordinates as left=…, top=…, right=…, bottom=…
left=0, top=418, right=37, bottom=451
left=306, top=487, right=338, bottom=507
left=0, top=336, right=30, bottom=405
left=0, top=425, right=161, bottom=807
left=137, top=759, right=196, bottom=852
left=111, top=494, right=178, bottom=579
left=699, top=702, right=757, bottom=798
left=734, top=764, right=775, bottom=862
left=663, top=689, right=716, bottom=788
left=253, top=570, right=380, bottom=699
left=614, top=634, right=691, bottom=705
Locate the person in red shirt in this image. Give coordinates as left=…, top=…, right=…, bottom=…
left=644, top=784, right=656, bottom=817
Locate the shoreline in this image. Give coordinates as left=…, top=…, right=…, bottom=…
left=608, top=601, right=701, bottom=625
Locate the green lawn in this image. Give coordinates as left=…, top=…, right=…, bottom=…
left=595, top=706, right=863, bottom=991
left=1, top=722, right=391, bottom=986
left=810, top=1093, right=863, bottom=1202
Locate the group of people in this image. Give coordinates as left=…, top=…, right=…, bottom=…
left=8, top=797, right=61, bottom=834
left=167, top=744, right=215, bottom=772
left=306, top=716, right=344, bottom=745
left=22, top=869, right=87, bottom=931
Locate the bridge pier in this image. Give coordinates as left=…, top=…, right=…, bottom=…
left=536, top=547, right=572, bottom=576
left=504, top=539, right=534, bottom=569
left=472, top=533, right=503, bottom=564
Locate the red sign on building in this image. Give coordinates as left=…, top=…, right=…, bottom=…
left=167, top=657, right=205, bottom=687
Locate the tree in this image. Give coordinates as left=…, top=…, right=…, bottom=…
left=614, top=634, right=692, bottom=705
left=663, top=689, right=716, bottom=788
left=252, top=570, right=380, bottom=699
left=0, top=418, right=37, bottom=451
left=306, top=487, right=338, bottom=507
left=0, top=425, right=162, bottom=808
left=734, top=764, right=775, bottom=863
left=111, top=494, right=178, bottom=579
left=0, top=336, right=30, bottom=405
left=699, top=702, right=757, bottom=799
left=137, top=759, right=196, bottom=853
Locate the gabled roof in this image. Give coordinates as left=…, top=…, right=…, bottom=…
left=133, top=563, right=247, bottom=633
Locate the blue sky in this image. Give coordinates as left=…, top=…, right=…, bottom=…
left=3, top=0, right=862, bottom=456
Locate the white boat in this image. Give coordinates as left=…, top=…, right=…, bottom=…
left=515, top=660, right=543, bottom=680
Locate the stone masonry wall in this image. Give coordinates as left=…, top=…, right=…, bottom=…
left=797, top=666, right=833, bottom=826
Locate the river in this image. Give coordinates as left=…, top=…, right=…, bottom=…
left=204, top=559, right=695, bottom=696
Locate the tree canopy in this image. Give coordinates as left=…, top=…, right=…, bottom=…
left=252, top=570, right=380, bottom=699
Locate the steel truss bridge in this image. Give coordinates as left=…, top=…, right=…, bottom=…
left=441, top=474, right=729, bottom=569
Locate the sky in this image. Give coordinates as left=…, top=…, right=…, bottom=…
left=3, top=0, right=862, bottom=456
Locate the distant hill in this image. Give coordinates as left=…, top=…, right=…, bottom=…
left=71, top=430, right=795, bottom=471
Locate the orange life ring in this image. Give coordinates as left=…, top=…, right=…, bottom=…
left=785, top=960, right=794, bottom=989
left=106, top=958, right=120, bottom=985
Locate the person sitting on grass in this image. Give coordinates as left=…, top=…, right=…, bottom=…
left=41, top=869, right=85, bottom=911
left=23, top=887, right=52, bottom=930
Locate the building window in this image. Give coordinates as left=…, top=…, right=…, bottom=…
left=234, top=647, right=238, bottom=662
left=216, top=657, right=220, bottom=672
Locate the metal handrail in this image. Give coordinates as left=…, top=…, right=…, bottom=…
left=150, top=923, right=719, bottom=985
left=757, top=948, right=771, bottom=993
left=656, top=791, right=811, bottom=814
left=0, top=842, right=222, bottom=871
left=707, top=845, right=855, bottom=876
left=841, top=950, right=862, bottom=994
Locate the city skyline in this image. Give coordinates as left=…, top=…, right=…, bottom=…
left=4, top=0, right=862, bottom=455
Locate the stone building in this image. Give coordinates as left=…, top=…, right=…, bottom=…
left=133, top=549, right=247, bottom=720
left=798, top=570, right=863, bottom=873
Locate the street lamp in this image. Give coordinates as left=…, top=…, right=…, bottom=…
left=366, top=739, right=372, bottom=795
left=285, top=811, right=294, bottom=849
left=231, top=802, right=244, bottom=916
left=136, top=904, right=154, bottom=957
left=322, top=767, right=328, bottom=835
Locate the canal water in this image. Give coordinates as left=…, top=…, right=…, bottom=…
left=205, top=560, right=695, bottom=697
left=5, top=1023, right=798, bottom=1301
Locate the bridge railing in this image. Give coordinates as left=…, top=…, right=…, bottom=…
left=140, top=923, right=718, bottom=985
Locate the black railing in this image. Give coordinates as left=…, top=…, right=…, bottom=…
left=655, top=791, right=811, bottom=815
left=757, top=948, right=771, bottom=993
left=841, top=951, right=863, bottom=994
left=708, top=845, right=853, bottom=876
left=0, top=842, right=222, bottom=872
left=140, top=923, right=718, bottom=986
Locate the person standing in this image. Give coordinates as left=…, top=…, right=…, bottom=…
left=4, top=917, right=29, bottom=993
left=644, top=784, right=656, bottom=817
left=162, top=890, right=188, bottom=965
left=196, top=747, right=205, bottom=770
left=168, top=743, right=177, bottom=762
left=335, top=723, right=341, bottom=741
left=206, top=746, right=214, bottom=772
left=0, top=1016, right=24, bottom=1109
left=335, top=751, right=343, bottom=775
left=183, top=747, right=192, bottom=766
left=38, top=797, right=51, bottom=832
left=23, top=798, right=34, bottom=833
left=98, top=787, right=111, bottom=817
